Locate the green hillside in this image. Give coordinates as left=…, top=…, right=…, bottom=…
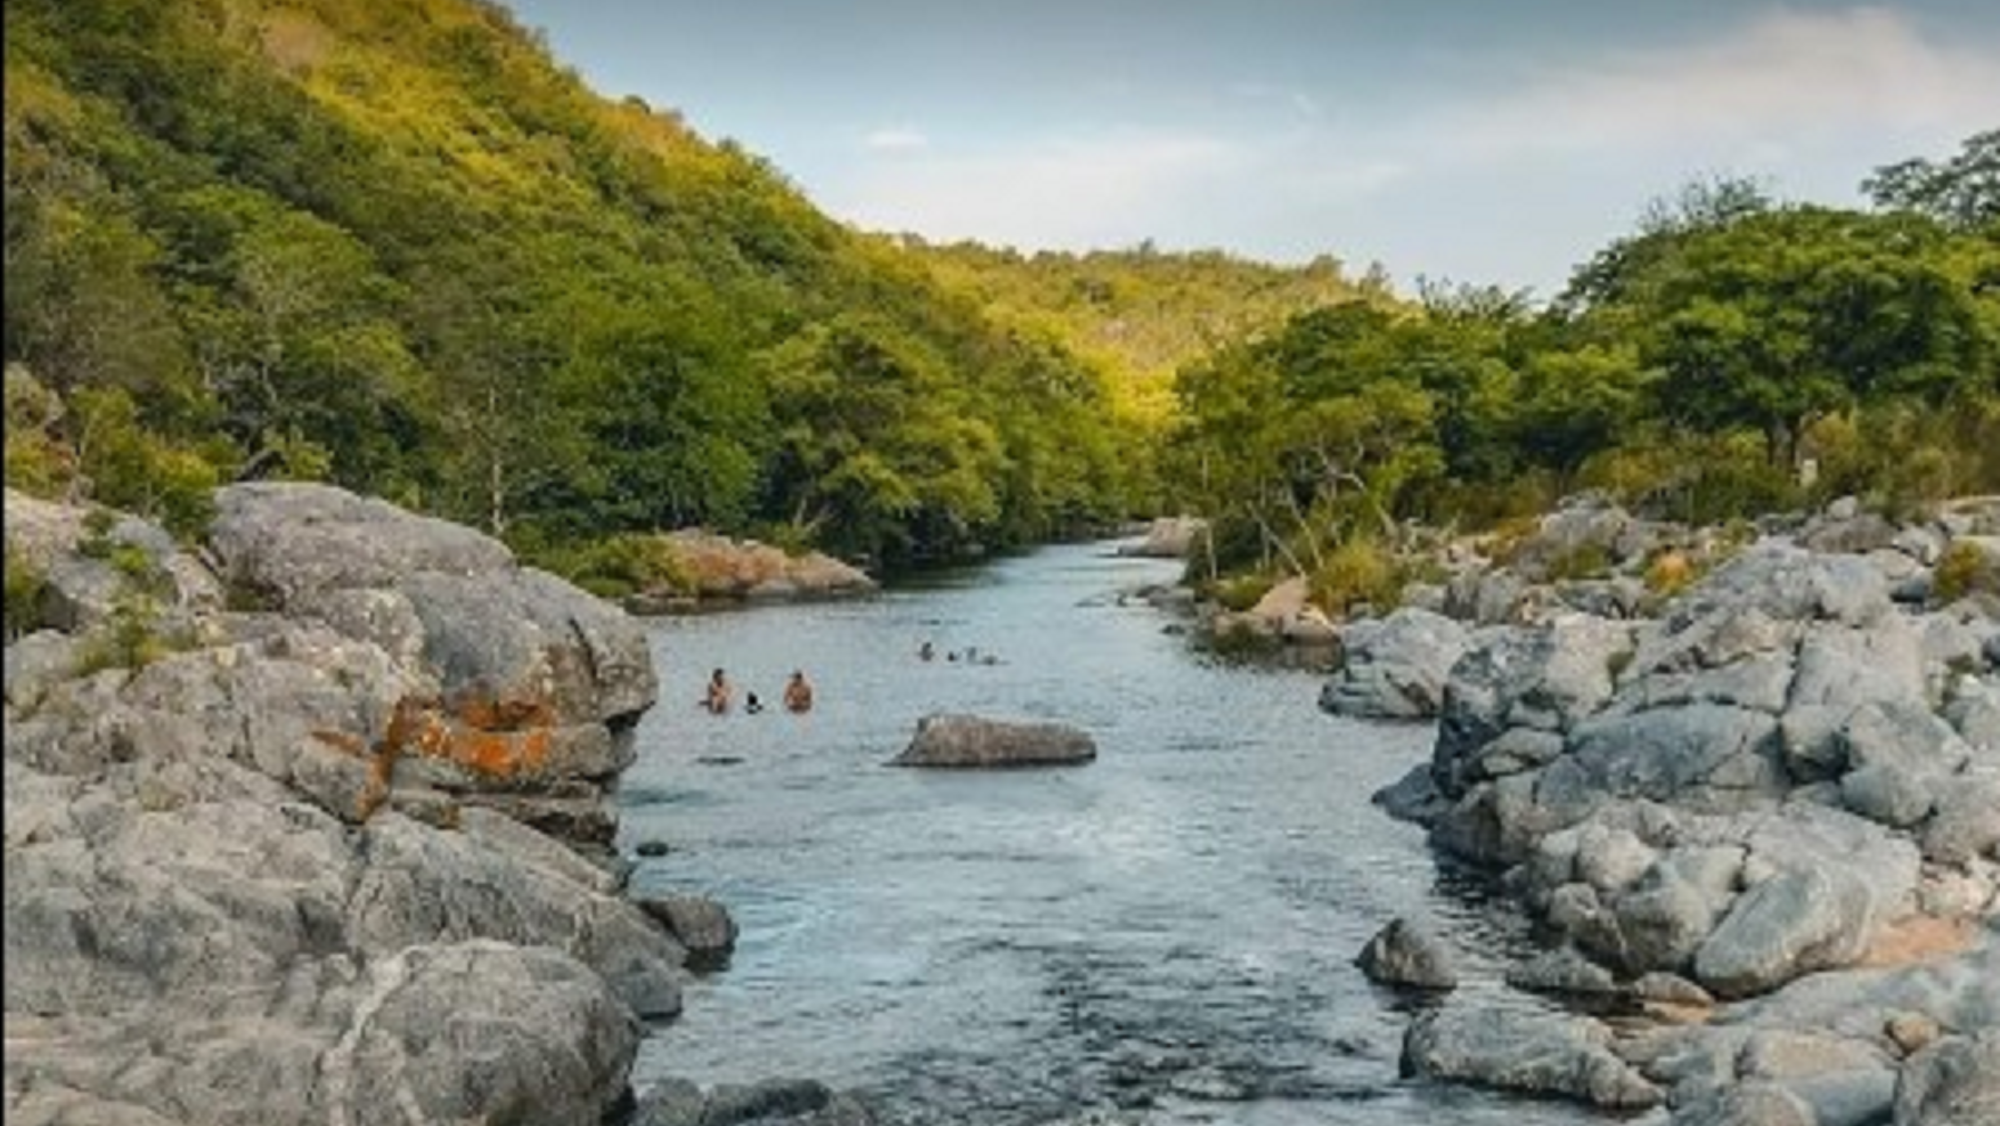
left=912, top=240, right=1383, bottom=425
left=2, top=0, right=1146, bottom=567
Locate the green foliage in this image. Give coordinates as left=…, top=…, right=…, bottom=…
left=1933, top=541, right=1999, bottom=605
left=1864, top=130, right=1998, bottom=232
left=1207, top=574, right=1275, bottom=614
left=4, top=0, right=1139, bottom=569
left=3, top=546, right=50, bottom=641
left=1309, top=537, right=1402, bottom=616
left=70, top=387, right=221, bottom=538
left=522, top=531, right=690, bottom=602
left=3, top=364, right=74, bottom=496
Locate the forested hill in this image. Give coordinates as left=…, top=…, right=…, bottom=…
left=2, top=0, right=1164, bottom=568
left=910, top=240, right=1383, bottom=424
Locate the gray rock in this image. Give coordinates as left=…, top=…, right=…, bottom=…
left=1319, top=608, right=1471, bottom=721
left=1693, top=867, right=1875, bottom=998
left=5, top=486, right=677, bottom=1126
left=1354, top=917, right=1458, bottom=990
left=207, top=482, right=515, bottom=603
left=632, top=1077, right=875, bottom=1126
left=892, top=713, right=1096, bottom=768
left=1505, top=946, right=1620, bottom=997
left=1670, top=1082, right=1815, bottom=1126
left=1921, top=772, right=2000, bottom=864
left=638, top=894, right=738, bottom=971
left=1431, top=616, right=1634, bottom=796
left=1893, top=1031, right=2000, bottom=1126
left=1400, top=1007, right=1661, bottom=1109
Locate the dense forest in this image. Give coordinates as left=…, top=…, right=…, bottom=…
left=1168, top=141, right=2000, bottom=606
left=5, top=0, right=1996, bottom=603
left=1, top=0, right=1162, bottom=575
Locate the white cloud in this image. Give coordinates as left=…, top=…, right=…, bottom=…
left=1445, top=6, right=2000, bottom=157
left=829, top=131, right=1248, bottom=250
left=862, top=127, right=930, bottom=153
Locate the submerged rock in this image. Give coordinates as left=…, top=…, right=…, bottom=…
left=892, top=713, right=1096, bottom=768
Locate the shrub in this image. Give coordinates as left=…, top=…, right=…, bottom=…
left=531, top=532, right=692, bottom=601
left=1207, top=573, right=1275, bottom=613
left=1933, top=541, right=1999, bottom=605
left=4, top=547, right=50, bottom=641
left=1310, top=537, right=1401, bottom=616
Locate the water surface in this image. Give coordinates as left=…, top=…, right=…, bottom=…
left=622, top=542, right=1602, bottom=1125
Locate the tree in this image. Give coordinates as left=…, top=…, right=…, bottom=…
left=1865, top=130, right=1999, bottom=232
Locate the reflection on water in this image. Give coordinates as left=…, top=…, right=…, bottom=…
left=621, top=543, right=1605, bottom=1125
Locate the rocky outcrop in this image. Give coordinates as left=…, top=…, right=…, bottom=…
left=1318, top=607, right=1474, bottom=720
left=629, top=529, right=876, bottom=612
left=891, top=713, right=1097, bottom=768
left=4, top=484, right=686, bottom=1126
left=1365, top=497, right=2000, bottom=1119
left=1119, top=515, right=1207, bottom=559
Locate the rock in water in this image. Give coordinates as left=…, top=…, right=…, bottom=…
left=1355, top=917, right=1459, bottom=990
left=891, top=713, right=1096, bottom=767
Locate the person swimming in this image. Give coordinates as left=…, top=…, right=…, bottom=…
left=744, top=691, right=765, bottom=714
left=702, top=668, right=732, bottom=714
left=783, top=669, right=814, bottom=713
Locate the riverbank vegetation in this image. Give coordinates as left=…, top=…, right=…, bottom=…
left=1167, top=136, right=2000, bottom=596
left=5, top=0, right=1994, bottom=595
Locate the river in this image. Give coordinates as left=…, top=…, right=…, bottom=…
left=620, top=541, right=1603, bottom=1125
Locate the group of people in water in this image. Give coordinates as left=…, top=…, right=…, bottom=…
left=917, top=640, right=999, bottom=665
left=702, top=667, right=813, bottom=715
left=702, top=639, right=996, bottom=715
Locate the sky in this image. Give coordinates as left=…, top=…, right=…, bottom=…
left=502, top=1, right=2000, bottom=298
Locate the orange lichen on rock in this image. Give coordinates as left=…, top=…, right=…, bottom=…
left=1859, top=915, right=1977, bottom=969
left=434, top=725, right=555, bottom=778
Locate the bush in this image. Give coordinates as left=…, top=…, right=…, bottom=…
left=1933, top=540, right=1999, bottom=604
left=1207, top=573, right=1275, bottom=613
left=1310, top=536, right=1401, bottom=615
left=4, top=547, right=50, bottom=641
left=528, top=532, right=691, bottom=601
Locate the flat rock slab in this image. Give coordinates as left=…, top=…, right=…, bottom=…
left=891, top=713, right=1096, bottom=768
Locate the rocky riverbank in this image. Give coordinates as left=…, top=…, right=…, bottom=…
left=1, top=484, right=870, bottom=1126
left=1330, top=495, right=2000, bottom=1123
left=624, top=529, right=877, bottom=614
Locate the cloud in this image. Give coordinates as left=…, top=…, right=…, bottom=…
left=862, top=126, right=929, bottom=153
left=1444, top=6, right=2000, bottom=157
left=829, top=131, right=1252, bottom=250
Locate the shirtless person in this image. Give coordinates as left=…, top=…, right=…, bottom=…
left=783, top=669, right=814, bottom=714
left=702, top=668, right=732, bottom=714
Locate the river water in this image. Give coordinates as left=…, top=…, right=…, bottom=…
left=620, top=542, right=1603, bottom=1125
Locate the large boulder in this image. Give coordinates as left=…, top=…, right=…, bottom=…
left=200, top=482, right=659, bottom=856
left=892, top=713, right=1096, bottom=768
left=1318, top=608, right=1472, bottom=721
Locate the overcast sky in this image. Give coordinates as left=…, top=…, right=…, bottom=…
left=502, top=1, right=2000, bottom=298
